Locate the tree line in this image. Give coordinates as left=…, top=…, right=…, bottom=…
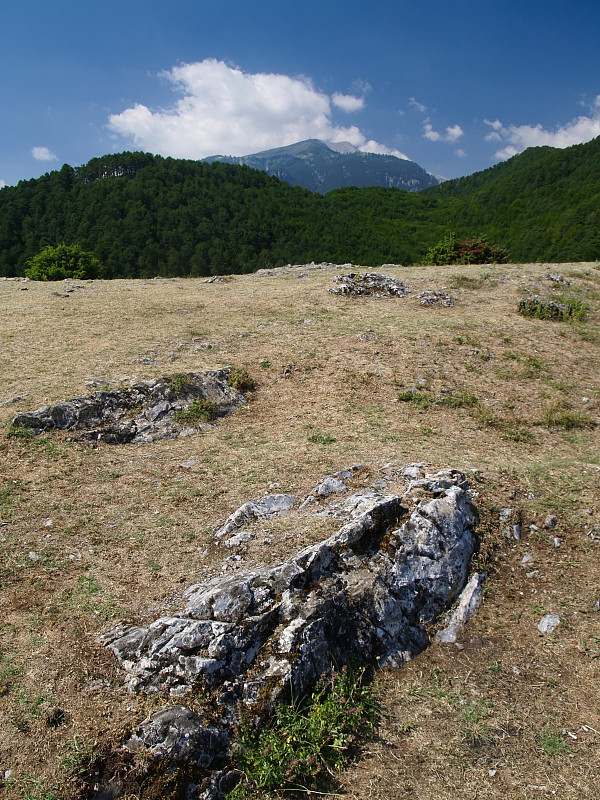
left=1, top=138, right=599, bottom=278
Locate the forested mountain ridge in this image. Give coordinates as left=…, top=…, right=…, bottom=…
left=0, top=137, right=599, bottom=278
left=203, top=138, right=441, bottom=193
left=423, top=136, right=600, bottom=262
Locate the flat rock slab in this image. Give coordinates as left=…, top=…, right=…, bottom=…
left=11, top=369, right=245, bottom=444
left=97, top=464, right=480, bottom=798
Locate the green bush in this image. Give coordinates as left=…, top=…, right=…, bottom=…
left=227, top=368, right=257, bottom=392
left=422, top=233, right=509, bottom=265
left=25, top=243, right=103, bottom=280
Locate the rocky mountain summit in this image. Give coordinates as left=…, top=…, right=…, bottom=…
left=204, top=139, right=441, bottom=193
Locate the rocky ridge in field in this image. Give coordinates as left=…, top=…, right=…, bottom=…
left=95, top=463, right=481, bottom=799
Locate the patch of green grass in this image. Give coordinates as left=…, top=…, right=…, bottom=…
left=440, top=389, right=479, bottom=408
left=398, top=387, right=433, bottom=409
left=518, top=295, right=588, bottom=321
left=536, top=725, right=571, bottom=756
left=60, top=734, right=98, bottom=778
left=230, top=667, right=380, bottom=798
left=6, top=424, right=36, bottom=439
left=449, top=274, right=484, bottom=290
left=503, top=427, right=536, bottom=443
left=541, top=403, right=596, bottom=430
left=308, top=432, right=337, bottom=445
left=174, top=398, right=220, bottom=424
left=6, top=775, right=61, bottom=800
left=459, top=698, right=493, bottom=744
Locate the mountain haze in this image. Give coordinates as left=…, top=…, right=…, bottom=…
left=204, top=139, right=442, bottom=193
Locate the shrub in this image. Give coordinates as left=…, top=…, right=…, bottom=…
left=422, top=233, right=509, bottom=265
left=227, top=367, right=257, bottom=392
left=25, top=243, right=103, bottom=280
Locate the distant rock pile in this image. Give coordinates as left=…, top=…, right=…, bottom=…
left=329, top=272, right=410, bottom=297
left=97, top=463, right=481, bottom=799
left=11, top=369, right=245, bottom=444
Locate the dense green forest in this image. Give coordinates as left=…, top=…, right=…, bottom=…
left=1, top=137, right=599, bottom=278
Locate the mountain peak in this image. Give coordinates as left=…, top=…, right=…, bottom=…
left=203, top=139, right=441, bottom=193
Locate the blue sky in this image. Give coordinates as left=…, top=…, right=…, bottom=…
left=2, top=0, right=600, bottom=187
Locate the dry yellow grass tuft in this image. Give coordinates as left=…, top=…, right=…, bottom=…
left=0, top=262, right=599, bottom=799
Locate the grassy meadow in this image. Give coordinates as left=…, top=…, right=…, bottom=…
left=0, top=261, right=599, bottom=799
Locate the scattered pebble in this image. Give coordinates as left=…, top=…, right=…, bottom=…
left=537, top=614, right=560, bottom=634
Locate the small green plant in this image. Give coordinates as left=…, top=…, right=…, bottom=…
left=174, top=398, right=220, bottom=424
left=169, top=372, right=193, bottom=396
left=440, top=389, right=479, bottom=408
left=228, top=367, right=257, bottom=392
left=6, top=424, right=35, bottom=439
left=536, top=725, right=571, bottom=756
left=231, top=667, right=380, bottom=798
left=259, top=360, right=271, bottom=369
left=518, top=295, right=588, bottom=321
left=25, top=243, right=103, bottom=281
left=397, top=387, right=433, bottom=409
left=308, top=432, right=337, bottom=445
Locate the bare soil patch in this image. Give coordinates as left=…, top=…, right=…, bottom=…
left=0, top=262, right=599, bottom=799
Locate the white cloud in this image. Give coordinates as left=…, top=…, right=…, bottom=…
left=485, top=97, right=600, bottom=160
left=409, top=97, right=427, bottom=113
left=455, top=148, right=467, bottom=158
left=358, top=140, right=410, bottom=160
left=31, top=146, right=57, bottom=161
left=331, top=92, right=365, bottom=112
left=108, top=59, right=398, bottom=159
left=423, top=121, right=464, bottom=143
left=0, top=179, right=6, bottom=188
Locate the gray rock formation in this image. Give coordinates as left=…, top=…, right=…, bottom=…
left=97, top=466, right=479, bottom=797
left=417, top=290, right=455, bottom=307
left=11, top=369, right=245, bottom=444
left=329, top=272, right=410, bottom=297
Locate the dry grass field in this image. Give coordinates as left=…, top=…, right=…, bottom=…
left=0, top=261, right=599, bottom=799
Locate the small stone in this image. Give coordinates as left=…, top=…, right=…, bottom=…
left=180, top=461, right=196, bottom=469
left=537, top=614, right=560, bottom=634
left=521, top=553, right=534, bottom=566
left=512, top=524, right=522, bottom=541
left=28, top=551, right=40, bottom=561
left=544, top=515, right=558, bottom=529
left=499, top=508, right=512, bottom=522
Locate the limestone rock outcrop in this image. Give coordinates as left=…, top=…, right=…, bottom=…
left=11, top=369, right=244, bottom=444
left=97, top=465, right=480, bottom=797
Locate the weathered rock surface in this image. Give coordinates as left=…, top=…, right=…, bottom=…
left=417, top=290, right=454, bottom=307
left=97, top=465, right=480, bottom=798
left=329, top=272, right=410, bottom=297
left=11, top=369, right=244, bottom=444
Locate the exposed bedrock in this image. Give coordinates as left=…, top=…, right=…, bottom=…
left=97, top=465, right=481, bottom=798
left=11, top=369, right=244, bottom=443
